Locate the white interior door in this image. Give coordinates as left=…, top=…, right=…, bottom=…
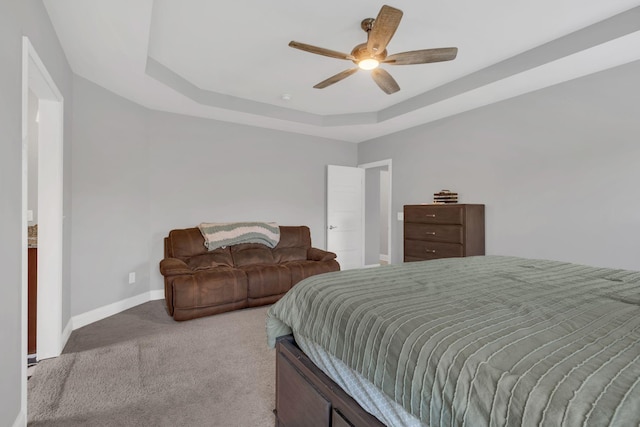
left=327, top=165, right=364, bottom=270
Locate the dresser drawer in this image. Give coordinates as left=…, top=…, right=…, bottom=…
left=404, top=205, right=464, bottom=224
left=404, top=223, right=463, bottom=244
left=404, top=240, right=463, bottom=260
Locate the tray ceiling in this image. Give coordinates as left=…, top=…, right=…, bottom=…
left=43, top=0, right=640, bottom=142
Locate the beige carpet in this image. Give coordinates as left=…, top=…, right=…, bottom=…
left=28, top=301, right=275, bottom=426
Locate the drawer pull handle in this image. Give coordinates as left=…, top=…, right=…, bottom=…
left=425, top=214, right=436, bottom=218
left=426, top=249, right=436, bottom=253
left=426, top=232, right=436, bottom=235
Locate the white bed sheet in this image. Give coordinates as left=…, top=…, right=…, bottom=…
left=294, top=333, right=426, bottom=427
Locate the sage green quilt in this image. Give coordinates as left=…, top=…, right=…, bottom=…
left=266, top=256, right=640, bottom=426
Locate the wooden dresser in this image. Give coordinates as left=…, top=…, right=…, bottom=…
left=404, top=204, right=485, bottom=262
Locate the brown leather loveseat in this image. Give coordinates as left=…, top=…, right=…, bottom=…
left=159, top=225, right=339, bottom=321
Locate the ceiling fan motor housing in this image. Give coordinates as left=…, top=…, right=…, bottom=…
left=351, top=43, right=387, bottom=65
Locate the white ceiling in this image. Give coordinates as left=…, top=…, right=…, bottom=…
left=43, top=0, right=640, bottom=142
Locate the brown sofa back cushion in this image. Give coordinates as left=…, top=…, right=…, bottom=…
left=167, top=228, right=233, bottom=266
left=167, top=228, right=208, bottom=258
left=231, top=243, right=275, bottom=266
left=166, top=225, right=314, bottom=266
left=186, top=251, right=234, bottom=269
left=272, top=226, right=312, bottom=263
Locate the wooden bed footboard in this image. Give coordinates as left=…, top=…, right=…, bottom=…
left=275, top=335, right=385, bottom=427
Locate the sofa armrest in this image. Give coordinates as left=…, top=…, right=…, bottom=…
left=307, top=247, right=337, bottom=262
left=159, top=258, right=192, bottom=276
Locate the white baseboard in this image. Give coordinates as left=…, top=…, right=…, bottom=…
left=72, top=290, right=164, bottom=330
left=12, top=410, right=26, bottom=427
left=61, top=318, right=73, bottom=351
left=150, top=289, right=164, bottom=300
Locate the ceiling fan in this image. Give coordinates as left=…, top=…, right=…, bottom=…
left=289, top=5, right=458, bottom=95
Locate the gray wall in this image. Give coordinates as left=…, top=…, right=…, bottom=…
left=0, top=0, right=26, bottom=423
left=358, top=60, right=640, bottom=270
left=0, top=1, right=73, bottom=425
left=147, top=112, right=358, bottom=292
left=71, top=77, right=358, bottom=313
left=71, top=76, right=151, bottom=315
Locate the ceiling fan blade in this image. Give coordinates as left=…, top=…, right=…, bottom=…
left=367, top=5, right=403, bottom=55
left=383, top=47, right=458, bottom=65
left=371, top=68, right=400, bottom=94
left=313, top=68, right=359, bottom=89
left=289, top=41, right=354, bottom=60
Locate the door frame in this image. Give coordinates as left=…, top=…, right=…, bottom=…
left=358, top=159, right=392, bottom=266
left=21, top=36, right=65, bottom=415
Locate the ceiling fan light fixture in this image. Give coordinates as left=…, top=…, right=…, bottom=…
left=289, top=5, right=457, bottom=94
left=358, top=58, right=379, bottom=70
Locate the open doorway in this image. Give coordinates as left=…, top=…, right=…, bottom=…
left=21, top=35, right=65, bottom=414
left=326, top=160, right=392, bottom=269
left=359, top=160, right=392, bottom=267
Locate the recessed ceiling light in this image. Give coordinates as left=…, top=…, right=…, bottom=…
left=281, top=94, right=292, bottom=101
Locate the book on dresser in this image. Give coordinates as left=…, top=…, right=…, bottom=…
left=403, top=204, right=485, bottom=262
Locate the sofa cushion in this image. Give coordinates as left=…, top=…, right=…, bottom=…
left=307, top=247, right=337, bottom=262
left=284, top=260, right=340, bottom=286
left=271, top=225, right=312, bottom=262
left=167, top=227, right=209, bottom=258
left=186, top=250, right=234, bottom=270
left=272, top=247, right=307, bottom=263
left=276, top=226, right=312, bottom=248
left=240, top=264, right=291, bottom=299
left=159, top=258, right=192, bottom=276
left=172, top=267, right=248, bottom=310
left=231, top=243, right=275, bottom=267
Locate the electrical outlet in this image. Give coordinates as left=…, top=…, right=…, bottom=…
left=128, top=272, right=136, bottom=284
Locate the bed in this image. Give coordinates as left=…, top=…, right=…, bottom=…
left=266, top=255, right=640, bottom=426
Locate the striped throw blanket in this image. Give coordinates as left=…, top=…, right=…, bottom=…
left=198, top=222, right=280, bottom=250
